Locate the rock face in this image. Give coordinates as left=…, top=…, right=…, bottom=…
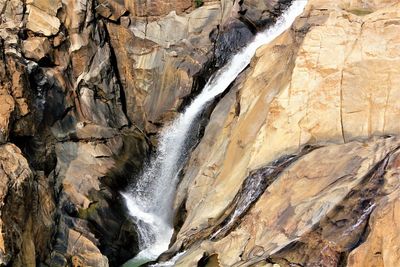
left=0, top=0, right=296, bottom=266
left=1, top=0, right=400, bottom=266
left=0, top=144, right=34, bottom=265
left=168, top=0, right=400, bottom=266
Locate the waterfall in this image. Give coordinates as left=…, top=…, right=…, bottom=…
left=122, top=1, right=308, bottom=266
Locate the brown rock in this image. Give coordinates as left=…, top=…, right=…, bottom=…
left=95, top=0, right=127, bottom=21
left=0, top=0, right=24, bottom=26
left=22, top=37, right=52, bottom=61
left=0, top=144, right=34, bottom=265
left=120, top=15, right=130, bottom=27
left=8, top=0, right=400, bottom=266
left=66, top=229, right=108, bottom=267
left=170, top=0, right=400, bottom=266
left=53, top=32, right=66, bottom=47
left=0, top=94, right=14, bottom=143
left=26, top=5, right=61, bottom=36
left=107, top=3, right=227, bottom=129
left=347, top=189, right=400, bottom=267
left=26, top=0, right=62, bottom=16
left=125, top=0, right=193, bottom=17
left=174, top=137, right=400, bottom=266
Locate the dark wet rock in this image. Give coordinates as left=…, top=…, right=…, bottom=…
left=239, top=0, right=293, bottom=28
left=212, top=19, right=255, bottom=69
left=268, top=150, right=395, bottom=266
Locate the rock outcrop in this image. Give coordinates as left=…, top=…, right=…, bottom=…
left=1, top=0, right=400, bottom=266
left=0, top=144, right=34, bottom=265
left=0, top=0, right=297, bottom=266
left=168, top=0, right=400, bottom=266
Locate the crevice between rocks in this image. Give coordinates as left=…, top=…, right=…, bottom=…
left=265, top=145, right=400, bottom=267
left=178, top=145, right=319, bottom=251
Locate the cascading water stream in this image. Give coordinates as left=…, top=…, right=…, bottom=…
left=122, top=1, right=308, bottom=266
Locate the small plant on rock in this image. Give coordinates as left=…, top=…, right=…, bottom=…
left=194, top=0, right=203, bottom=8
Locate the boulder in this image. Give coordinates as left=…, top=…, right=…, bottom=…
left=26, top=5, right=61, bottom=36
left=22, top=37, right=52, bottom=61
left=95, top=0, right=127, bottom=21
left=26, top=0, right=62, bottom=16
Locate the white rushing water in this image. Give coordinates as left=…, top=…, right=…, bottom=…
left=122, top=1, right=308, bottom=266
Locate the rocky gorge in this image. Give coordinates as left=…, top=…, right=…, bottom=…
left=0, top=0, right=399, bottom=266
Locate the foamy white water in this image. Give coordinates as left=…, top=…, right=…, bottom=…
left=122, top=1, right=308, bottom=266
left=150, top=251, right=187, bottom=267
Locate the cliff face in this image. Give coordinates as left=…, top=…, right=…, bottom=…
left=168, top=0, right=400, bottom=266
left=1, top=0, right=400, bottom=266
left=0, top=0, right=294, bottom=266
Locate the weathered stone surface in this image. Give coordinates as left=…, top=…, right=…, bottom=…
left=66, top=228, right=109, bottom=267
left=1, top=0, right=149, bottom=264
left=345, top=0, right=399, bottom=12
left=95, top=0, right=127, bottom=21
left=22, top=37, right=52, bottom=61
left=108, top=3, right=226, bottom=130
left=108, top=0, right=282, bottom=131
left=25, top=0, right=62, bottom=37
left=26, top=5, right=61, bottom=36
left=174, top=137, right=400, bottom=266
left=3, top=0, right=400, bottom=266
left=49, top=128, right=148, bottom=265
left=26, top=0, right=62, bottom=16
left=0, top=94, right=14, bottom=143
left=267, top=147, right=400, bottom=267
left=76, top=43, right=129, bottom=129
left=347, top=191, right=400, bottom=267
left=0, top=144, right=33, bottom=265
left=169, top=0, right=400, bottom=266
left=124, top=0, right=193, bottom=17
left=0, top=0, right=24, bottom=26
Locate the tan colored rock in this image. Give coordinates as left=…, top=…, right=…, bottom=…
left=55, top=137, right=122, bottom=209
left=175, top=137, right=400, bottom=266
left=131, top=4, right=220, bottom=48
left=4, top=57, right=37, bottom=137
left=175, top=0, right=400, bottom=235
left=61, top=0, right=87, bottom=31
left=14, top=172, right=56, bottom=266
left=0, top=94, right=14, bottom=143
left=66, top=229, right=108, bottom=267
left=26, top=5, right=61, bottom=36
left=171, top=0, right=400, bottom=266
left=22, top=37, right=52, bottom=61
left=53, top=32, right=66, bottom=47
left=125, top=0, right=193, bottom=17
left=0, top=144, right=33, bottom=265
left=347, top=192, right=400, bottom=267
left=108, top=3, right=227, bottom=129
left=50, top=128, right=148, bottom=265
left=0, top=0, right=24, bottom=26
left=131, top=13, right=187, bottom=48
left=96, top=0, right=127, bottom=21
left=26, top=0, right=62, bottom=16
left=345, top=0, right=399, bottom=13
